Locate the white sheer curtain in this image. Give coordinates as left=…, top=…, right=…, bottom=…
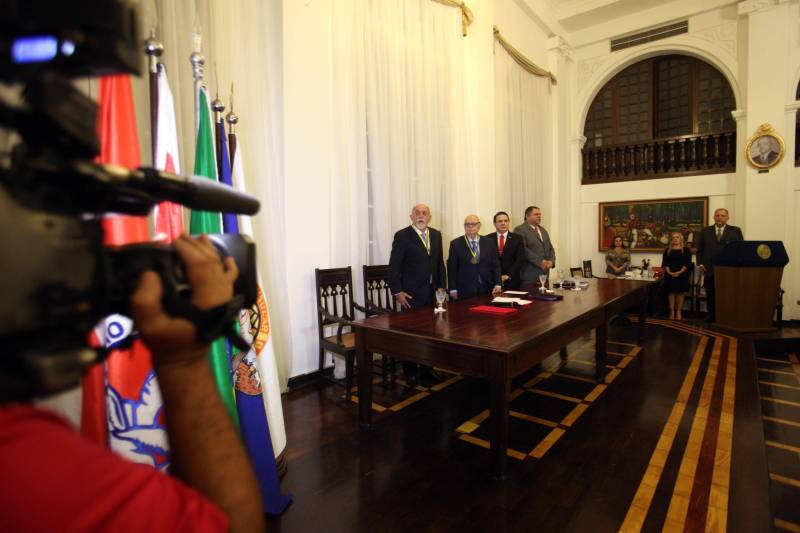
left=137, top=0, right=291, bottom=389
left=494, top=39, right=553, bottom=226
left=332, top=0, right=476, bottom=265
left=330, top=2, right=370, bottom=279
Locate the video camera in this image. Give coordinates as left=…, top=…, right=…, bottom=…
left=0, top=0, right=261, bottom=399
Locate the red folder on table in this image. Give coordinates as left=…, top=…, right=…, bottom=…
left=469, top=305, right=518, bottom=315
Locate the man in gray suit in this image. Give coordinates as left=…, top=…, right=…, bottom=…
left=514, top=206, right=556, bottom=283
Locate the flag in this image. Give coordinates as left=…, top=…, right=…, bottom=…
left=222, top=124, right=292, bottom=514
left=229, top=133, right=288, bottom=459
left=189, top=85, right=240, bottom=429
left=87, top=74, right=169, bottom=472
left=153, top=64, right=184, bottom=242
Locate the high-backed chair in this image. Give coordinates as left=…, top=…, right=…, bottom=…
left=363, top=264, right=399, bottom=380
left=582, top=260, right=596, bottom=278
left=363, top=264, right=400, bottom=313
left=315, top=267, right=367, bottom=400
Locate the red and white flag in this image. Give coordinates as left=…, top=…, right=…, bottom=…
left=153, top=64, right=184, bottom=242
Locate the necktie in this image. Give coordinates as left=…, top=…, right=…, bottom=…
left=499, top=234, right=505, bottom=255
left=535, top=226, right=543, bottom=241
left=421, top=231, right=429, bottom=253
left=470, top=240, right=479, bottom=261
left=716, top=228, right=722, bottom=242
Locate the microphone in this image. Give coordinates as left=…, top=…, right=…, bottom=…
left=134, top=167, right=260, bottom=215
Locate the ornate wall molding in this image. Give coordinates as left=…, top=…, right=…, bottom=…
left=692, top=22, right=737, bottom=58
left=547, top=35, right=575, bottom=62
left=738, top=0, right=778, bottom=16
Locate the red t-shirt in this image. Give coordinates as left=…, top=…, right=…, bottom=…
left=0, top=404, right=228, bottom=532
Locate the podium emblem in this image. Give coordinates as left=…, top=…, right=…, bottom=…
left=756, top=244, right=771, bottom=260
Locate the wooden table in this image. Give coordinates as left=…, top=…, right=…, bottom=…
left=353, top=278, right=649, bottom=478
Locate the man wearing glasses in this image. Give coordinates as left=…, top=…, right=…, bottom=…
left=447, top=215, right=502, bottom=300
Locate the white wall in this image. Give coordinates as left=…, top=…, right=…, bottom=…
left=274, top=0, right=554, bottom=378
left=569, top=0, right=800, bottom=320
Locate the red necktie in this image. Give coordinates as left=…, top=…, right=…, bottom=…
left=498, top=234, right=505, bottom=255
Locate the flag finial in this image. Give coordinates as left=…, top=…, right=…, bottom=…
left=143, top=31, right=163, bottom=74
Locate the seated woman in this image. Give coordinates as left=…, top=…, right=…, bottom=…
left=605, top=236, right=630, bottom=279
left=661, top=232, right=692, bottom=320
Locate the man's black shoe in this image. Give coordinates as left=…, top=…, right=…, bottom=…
left=704, top=315, right=715, bottom=323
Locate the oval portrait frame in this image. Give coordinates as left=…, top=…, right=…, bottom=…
left=745, top=124, right=785, bottom=169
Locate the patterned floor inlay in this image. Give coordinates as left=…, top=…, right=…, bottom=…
left=756, top=351, right=800, bottom=532
left=615, top=319, right=737, bottom=533
left=456, top=338, right=641, bottom=460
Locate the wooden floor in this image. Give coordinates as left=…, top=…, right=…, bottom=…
left=268, top=320, right=800, bottom=532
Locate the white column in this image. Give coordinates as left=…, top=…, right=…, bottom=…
left=547, top=35, right=575, bottom=271
left=730, top=109, right=747, bottom=227
left=737, top=0, right=791, bottom=240
left=569, top=134, right=587, bottom=272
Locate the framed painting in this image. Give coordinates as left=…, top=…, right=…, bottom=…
left=745, top=123, right=785, bottom=169
left=599, top=197, right=709, bottom=252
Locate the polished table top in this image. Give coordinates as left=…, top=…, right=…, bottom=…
left=353, top=278, right=650, bottom=355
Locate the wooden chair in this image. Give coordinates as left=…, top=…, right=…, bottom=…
left=363, top=265, right=400, bottom=313
left=689, top=263, right=706, bottom=316
left=315, top=267, right=367, bottom=400
left=363, top=265, right=400, bottom=380
left=582, top=260, right=596, bottom=278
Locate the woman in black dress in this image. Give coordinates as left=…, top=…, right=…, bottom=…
left=661, top=232, right=692, bottom=320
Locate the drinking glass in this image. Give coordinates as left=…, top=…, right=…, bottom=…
left=538, top=273, right=547, bottom=292
left=435, top=288, right=447, bottom=313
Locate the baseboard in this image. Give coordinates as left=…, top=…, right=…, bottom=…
left=287, top=368, right=329, bottom=391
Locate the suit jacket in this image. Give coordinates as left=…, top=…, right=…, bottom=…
left=694, top=224, right=744, bottom=277
left=513, top=222, right=556, bottom=282
left=483, top=231, right=525, bottom=289
left=388, top=225, right=447, bottom=308
left=752, top=150, right=779, bottom=166
left=447, top=235, right=501, bottom=299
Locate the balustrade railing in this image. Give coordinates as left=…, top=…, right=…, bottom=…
left=581, top=131, right=736, bottom=184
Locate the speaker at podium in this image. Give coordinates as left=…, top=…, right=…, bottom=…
left=712, top=241, right=789, bottom=333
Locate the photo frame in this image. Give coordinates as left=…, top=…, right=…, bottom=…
left=745, top=123, right=785, bottom=169
left=599, top=197, right=709, bottom=253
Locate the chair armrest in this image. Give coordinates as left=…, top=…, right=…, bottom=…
left=353, top=301, right=369, bottom=315
left=319, top=309, right=353, bottom=345
left=366, top=305, right=391, bottom=316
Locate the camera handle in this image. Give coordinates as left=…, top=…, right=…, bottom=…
left=165, top=294, right=252, bottom=352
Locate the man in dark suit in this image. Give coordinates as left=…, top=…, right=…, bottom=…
left=513, top=206, right=556, bottom=283
left=389, top=203, right=447, bottom=384
left=694, top=208, right=744, bottom=322
left=447, top=215, right=502, bottom=300
left=485, top=211, right=525, bottom=290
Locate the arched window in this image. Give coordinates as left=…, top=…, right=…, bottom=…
left=582, top=55, right=736, bottom=184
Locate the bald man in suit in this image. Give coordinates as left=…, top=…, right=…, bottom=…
left=388, top=203, right=447, bottom=385
left=447, top=214, right=501, bottom=300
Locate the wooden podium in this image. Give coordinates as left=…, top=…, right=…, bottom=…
left=714, top=241, right=789, bottom=333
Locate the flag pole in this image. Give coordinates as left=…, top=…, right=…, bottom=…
left=226, top=84, right=238, bottom=165
left=211, top=94, right=225, bottom=181
left=144, top=30, right=163, bottom=165
left=190, top=41, right=205, bottom=135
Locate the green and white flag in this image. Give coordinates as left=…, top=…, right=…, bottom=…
left=189, top=84, right=240, bottom=429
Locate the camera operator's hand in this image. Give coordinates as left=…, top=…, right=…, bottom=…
left=130, top=234, right=238, bottom=364
left=130, top=234, right=264, bottom=533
